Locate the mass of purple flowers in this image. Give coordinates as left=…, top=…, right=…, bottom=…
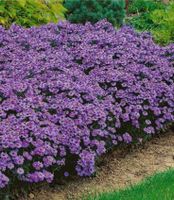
left=0, top=20, right=174, bottom=188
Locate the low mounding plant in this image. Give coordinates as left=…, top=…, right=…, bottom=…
left=0, top=20, right=174, bottom=195
left=64, top=0, right=125, bottom=26
left=0, top=0, right=66, bottom=28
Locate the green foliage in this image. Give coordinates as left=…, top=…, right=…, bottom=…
left=127, top=0, right=174, bottom=45
left=127, top=13, right=155, bottom=31
left=127, top=0, right=164, bottom=31
left=86, top=169, right=174, bottom=200
left=150, top=3, right=174, bottom=44
left=0, top=0, right=66, bottom=28
left=128, top=0, right=164, bottom=14
left=64, top=0, right=125, bottom=26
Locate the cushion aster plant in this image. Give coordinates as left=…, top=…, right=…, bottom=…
left=0, top=20, right=174, bottom=189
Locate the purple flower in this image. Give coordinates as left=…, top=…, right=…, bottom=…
left=145, top=120, right=151, bottom=125
left=0, top=172, right=9, bottom=188
left=0, top=20, right=173, bottom=188
left=64, top=171, right=69, bottom=177
left=123, top=133, right=132, bottom=144
left=32, top=161, right=43, bottom=170
left=17, top=168, right=24, bottom=175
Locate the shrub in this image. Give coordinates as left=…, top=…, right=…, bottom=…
left=127, top=13, right=155, bottom=31
left=127, top=1, right=174, bottom=45
left=150, top=2, right=174, bottom=44
left=0, top=0, right=66, bottom=28
left=0, top=20, right=174, bottom=194
left=128, top=0, right=164, bottom=14
left=127, top=0, right=164, bottom=32
left=64, top=0, right=125, bottom=26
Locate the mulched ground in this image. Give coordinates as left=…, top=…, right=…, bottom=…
left=22, top=129, right=174, bottom=200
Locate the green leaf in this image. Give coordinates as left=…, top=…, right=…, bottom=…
left=0, top=0, right=66, bottom=27
left=17, top=0, right=26, bottom=7
left=0, top=4, right=6, bottom=13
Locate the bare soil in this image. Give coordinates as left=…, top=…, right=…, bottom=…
left=24, top=130, right=174, bottom=200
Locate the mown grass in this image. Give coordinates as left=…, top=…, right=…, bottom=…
left=85, top=169, right=174, bottom=200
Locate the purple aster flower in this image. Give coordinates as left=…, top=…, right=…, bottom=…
left=17, top=168, right=24, bottom=175
left=0, top=20, right=173, bottom=188
left=64, top=171, right=69, bottom=177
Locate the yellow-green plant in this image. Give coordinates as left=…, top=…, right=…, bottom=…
left=127, top=1, right=174, bottom=45
left=150, top=2, right=174, bottom=44
left=0, top=0, right=66, bottom=28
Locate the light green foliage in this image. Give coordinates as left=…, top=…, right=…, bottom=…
left=127, top=13, right=154, bottom=31
left=64, top=0, right=125, bottom=27
left=0, top=0, right=66, bottom=28
left=86, top=169, right=174, bottom=200
left=127, top=0, right=164, bottom=31
left=127, top=0, right=174, bottom=45
left=151, top=3, right=174, bottom=44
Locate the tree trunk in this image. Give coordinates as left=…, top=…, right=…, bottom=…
left=125, top=0, right=129, bottom=11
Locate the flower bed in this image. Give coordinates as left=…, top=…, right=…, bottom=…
left=0, top=20, right=174, bottom=189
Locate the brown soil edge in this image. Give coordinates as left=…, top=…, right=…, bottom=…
left=22, top=129, right=174, bottom=200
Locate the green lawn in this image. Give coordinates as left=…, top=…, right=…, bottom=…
left=86, top=169, right=174, bottom=200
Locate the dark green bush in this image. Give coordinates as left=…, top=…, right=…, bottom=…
left=64, top=0, right=125, bottom=26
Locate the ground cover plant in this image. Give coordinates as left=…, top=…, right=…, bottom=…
left=86, top=169, right=174, bottom=200
left=0, top=20, right=174, bottom=197
left=0, top=0, right=66, bottom=28
left=64, top=0, right=125, bottom=26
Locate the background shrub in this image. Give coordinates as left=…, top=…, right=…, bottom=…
left=128, top=0, right=164, bottom=14
left=0, top=0, right=66, bottom=28
left=150, top=2, right=174, bottom=44
left=127, top=0, right=174, bottom=45
left=64, top=0, right=125, bottom=26
left=127, top=0, right=164, bottom=31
